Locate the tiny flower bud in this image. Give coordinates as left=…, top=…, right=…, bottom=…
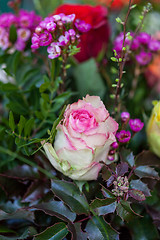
left=107, top=155, right=115, bottom=161
left=121, top=112, right=130, bottom=122
left=111, top=141, right=119, bottom=149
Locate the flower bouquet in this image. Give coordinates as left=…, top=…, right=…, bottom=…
left=0, top=0, right=160, bottom=239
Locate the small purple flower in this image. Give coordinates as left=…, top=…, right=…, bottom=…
left=31, top=33, right=40, bottom=49
left=17, top=28, right=31, bottom=42
left=121, top=112, right=130, bottom=122
left=129, top=119, right=144, bottom=133
left=75, top=19, right=91, bottom=33
left=0, top=33, right=10, bottom=50
left=47, top=43, right=61, bottom=59
left=111, top=141, right=119, bottom=149
left=131, top=38, right=140, bottom=50
left=148, top=39, right=160, bottom=52
left=61, top=14, right=75, bottom=23
left=52, top=14, right=61, bottom=22
left=116, top=130, right=131, bottom=143
left=58, top=32, right=70, bottom=46
left=136, top=51, right=152, bottom=66
left=39, top=30, right=53, bottom=46
left=137, top=32, right=151, bottom=45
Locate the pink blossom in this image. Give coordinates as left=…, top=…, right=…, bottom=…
left=17, top=28, right=31, bottom=42
left=75, top=19, right=92, bottom=32
left=47, top=43, right=61, bottom=59
left=58, top=32, right=70, bottom=46
left=116, top=130, right=131, bottom=143
left=42, top=95, right=118, bottom=180
left=136, top=51, right=152, bottom=66
left=31, top=33, right=40, bottom=49
left=129, top=119, right=144, bottom=133
left=39, top=30, right=53, bottom=46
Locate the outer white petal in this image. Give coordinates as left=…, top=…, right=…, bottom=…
left=57, top=147, right=93, bottom=169
left=93, top=132, right=116, bottom=164
left=68, top=162, right=102, bottom=180
left=42, top=142, right=62, bottom=172
left=54, top=127, right=75, bottom=151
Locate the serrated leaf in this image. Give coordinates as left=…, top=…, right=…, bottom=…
left=97, top=202, right=117, bottom=216
left=32, top=201, right=76, bottom=222
left=34, top=222, right=68, bottom=240
left=24, top=118, right=34, bottom=137
left=9, top=111, right=15, bottom=132
left=101, top=186, right=115, bottom=198
left=134, top=166, right=159, bottom=179
left=120, top=149, right=135, bottom=167
left=128, top=189, right=146, bottom=201
left=51, top=180, right=89, bottom=214
left=90, top=198, right=116, bottom=210
left=130, top=179, right=151, bottom=196
left=85, top=216, right=119, bottom=240
left=18, top=115, right=26, bottom=136
left=116, top=162, right=128, bottom=176
left=74, top=223, right=88, bottom=240
left=116, top=200, right=141, bottom=221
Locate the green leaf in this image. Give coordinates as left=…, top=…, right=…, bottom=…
left=24, top=118, right=35, bottom=137
left=9, top=24, right=17, bottom=43
left=74, top=223, right=88, bottom=240
left=51, top=180, right=90, bottom=214
left=0, top=226, right=16, bottom=234
left=90, top=198, right=116, bottom=210
left=116, top=200, right=141, bottom=221
left=73, top=59, right=105, bottom=99
left=101, top=186, right=115, bottom=198
left=40, top=82, right=50, bottom=93
left=9, top=111, right=15, bottom=132
left=18, top=115, right=26, bottom=136
left=0, top=228, right=29, bottom=240
left=134, top=166, right=159, bottom=179
left=0, top=82, right=18, bottom=92
left=85, top=216, right=119, bottom=240
left=34, top=222, right=68, bottom=240
left=136, top=151, right=160, bottom=167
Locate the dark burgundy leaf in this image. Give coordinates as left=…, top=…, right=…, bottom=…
left=136, top=151, right=160, bottom=167
left=116, top=162, right=129, bottom=176
left=128, top=189, right=146, bottom=201
left=130, top=179, right=151, bottom=196
left=107, top=175, right=115, bottom=187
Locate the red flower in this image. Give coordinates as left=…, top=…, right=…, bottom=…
left=54, top=4, right=110, bottom=62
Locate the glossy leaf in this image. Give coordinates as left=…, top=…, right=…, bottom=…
left=101, top=186, right=115, bottom=198
left=97, top=202, right=117, bottom=216
left=51, top=180, right=90, bottom=214
left=74, top=223, right=88, bottom=240
left=116, top=200, right=140, bottom=221
left=136, top=151, right=160, bottom=167
left=85, top=216, right=119, bottom=240
left=134, top=166, right=159, bottom=179
left=34, top=222, right=68, bottom=240
left=130, top=179, right=151, bottom=196
left=116, top=162, right=128, bottom=176
left=90, top=198, right=116, bottom=210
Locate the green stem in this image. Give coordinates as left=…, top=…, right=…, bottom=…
left=51, top=59, right=55, bottom=88
left=0, top=146, right=55, bottom=179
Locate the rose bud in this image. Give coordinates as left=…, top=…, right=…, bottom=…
left=147, top=101, right=160, bottom=158
left=42, top=95, right=118, bottom=180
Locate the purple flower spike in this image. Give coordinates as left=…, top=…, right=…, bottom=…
left=136, top=51, right=152, bottom=66
left=137, top=32, right=151, bottom=45
left=148, top=39, right=160, bottom=52
left=116, top=130, right=131, bottom=143
left=121, top=112, right=130, bottom=122
left=75, top=19, right=91, bottom=33
left=129, top=119, right=144, bottom=133
left=47, top=43, right=61, bottom=59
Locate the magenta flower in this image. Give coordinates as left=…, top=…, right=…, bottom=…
left=47, top=43, right=61, bottom=59
left=0, top=33, right=10, bottom=50
left=15, top=39, right=26, bottom=51
left=131, top=38, right=140, bottom=50
left=68, top=29, right=76, bottom=37
left=17, top=28, right=31, bottom=42
left=58, top=32, right=70, bottom=46
left=116, top=130, right=131, bottom=143
left=46, top=22, right=56, bottom=32
left=31, top=33, right=40, bottom=49
left=137, top=32, right=151, bottom=45
left=129, top=119, right=144, bottom=133
left=39, top=30, right=53, bottom=46
left=60, top=13, right=75, bottom=23
left=121, top=112, right=130, bottom=122
left=148, top=39, right=160, bottom=52
left=111, top=141, right=119, bottom=149
left=75, top=19, right=91, bottom=32
left=136, top=51, right=152, bottom=66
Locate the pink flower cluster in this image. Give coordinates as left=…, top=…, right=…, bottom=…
left=31, top=13, right=91, bottom=59
left=115, top=112, right=144, bottom=144
left=0, top=10, right=41, bottom=51
left=113, top=32, right=160, bottom=66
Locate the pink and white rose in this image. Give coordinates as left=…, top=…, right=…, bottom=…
left=43, top=95, right=118, bottom=180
